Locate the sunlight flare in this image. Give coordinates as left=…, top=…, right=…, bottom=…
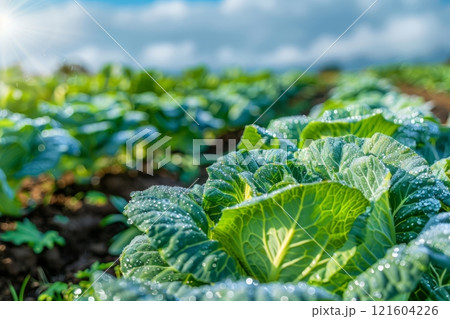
left=0, top=13, right=17, bottom=37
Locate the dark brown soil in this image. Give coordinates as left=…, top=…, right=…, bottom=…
left=0, top=170, right=183, bottom=301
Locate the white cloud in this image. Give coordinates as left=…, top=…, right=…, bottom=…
left=221, top=0, right=277, bottom=14
left=328, top=14, right=447, bottom=61
left=67, top=45, right=125, bottom=68
left=114, top=1, right=189, bottom=25
left=0, top=0, right=449, bottom=73
left=141, top=41, right=196, bottom=69
left=261, top=46, right=305, bottom=66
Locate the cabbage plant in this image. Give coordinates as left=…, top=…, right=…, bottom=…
left=92, top=76, right=450, bottom=301
left=0, top=111, right=80, bottom=216
left=93, top=133, right=450, bottom=301
left=240, top=75, right=449, bottom=165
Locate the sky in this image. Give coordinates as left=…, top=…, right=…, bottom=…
left=0, top=0, right=449, bottom=73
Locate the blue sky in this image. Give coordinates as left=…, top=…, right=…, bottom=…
left=83, top=0, right=220, bottom=4
left=85, top=0, right=450, bottom=4
left=1, top=0, right=449, bottom=73
left=90, top=0, right=221, bottom=4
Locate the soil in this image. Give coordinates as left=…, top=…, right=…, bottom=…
left=0, top=170, right=184, bottom=301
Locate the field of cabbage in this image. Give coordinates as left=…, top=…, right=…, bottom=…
left=0, top=64, right=449, bottom=301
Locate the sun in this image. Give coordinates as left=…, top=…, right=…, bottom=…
left=0, top=13, right=17, bottom=37
left=0, top=1, right=72, bottom=73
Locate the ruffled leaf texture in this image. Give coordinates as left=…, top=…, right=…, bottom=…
left=95, top=133, right=449, bottom=300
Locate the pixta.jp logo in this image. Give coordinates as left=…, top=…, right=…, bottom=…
left=126, top=128, right=172, bottom=175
